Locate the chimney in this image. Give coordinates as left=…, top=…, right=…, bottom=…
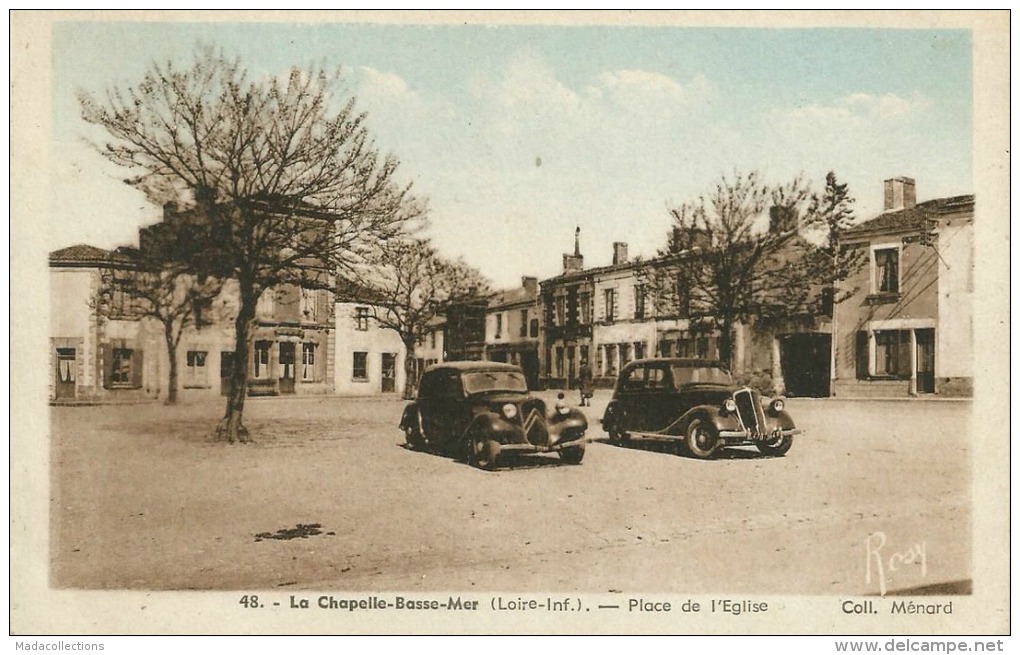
left=521, top=276, right=538, bottom=296
left=562, top=226, right=584, bottom=273
left=769, top=205, right=799, bottom=234
left=612, top=242, right=629, bottom=266
left=672, top=226, right=712, bottom=251
left=884, top=177, right=916, bottom=211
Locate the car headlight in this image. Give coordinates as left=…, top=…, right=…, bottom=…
left=502, top=403, right=517, bottom=420
left=557, top=405, right=571, bottom=416
left=723, top=398, right=737, bottom=413
left=770, top=398, right=785, bottom=413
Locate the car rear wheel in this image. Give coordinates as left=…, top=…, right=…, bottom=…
left=756, top=434, right=793, bottom=457
left=558, top=442, right=585, bottom=465
left=685, top=418, right=719, bottom=459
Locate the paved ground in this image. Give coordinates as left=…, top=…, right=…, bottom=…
left=49, top=394, right=971, bottom=595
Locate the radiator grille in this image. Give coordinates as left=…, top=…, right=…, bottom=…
left=733, top=388, right=764, bottom=434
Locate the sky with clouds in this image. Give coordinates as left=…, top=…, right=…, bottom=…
left=50, top=18, right=973, bottom=288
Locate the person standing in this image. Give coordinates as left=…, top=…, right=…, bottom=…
left=578, top=360, right=595, bottom=407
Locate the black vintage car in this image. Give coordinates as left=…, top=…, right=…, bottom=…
left=400, top=362, right=588, bottom=470
left=601, top=358, right=800, bottom=459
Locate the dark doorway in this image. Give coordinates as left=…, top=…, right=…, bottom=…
left=219, top=352, right=234, bottom=396
left=520, top=350, right=540, bottom=390
left=278, top=342, right=296, bottom=394
left=381, top=353, right=397, bottom=393
left=55, top=348, right=76, bottom=399
left=915, top=329, right=935, bottom=394
left=780, top=334, right=832, bottom=397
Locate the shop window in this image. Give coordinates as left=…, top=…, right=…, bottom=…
left=253, top=341, right=271, bottom=379
left=302, top=343, right=316, bottom=381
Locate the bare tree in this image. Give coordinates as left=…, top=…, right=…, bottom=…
left=644, top=171, right=818, bottom=368
left=79, top=47, right=424, bottom=442
left=97, top=247, right=223, bottom=404
left=349, top=237, right=490, bottom=399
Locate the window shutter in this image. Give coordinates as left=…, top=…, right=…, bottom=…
left=102, top=344, right=113, bottom=389
left=855, top=331, right=869, bottom=379
left=132, top=349, right=144, bottom=389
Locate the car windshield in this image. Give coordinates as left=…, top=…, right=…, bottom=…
left=671, top=365, right=732, bottom=387
left=462, top=370, right=528, bottom=394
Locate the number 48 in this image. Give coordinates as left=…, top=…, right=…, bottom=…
left=239, top=595, right=260, bottom=609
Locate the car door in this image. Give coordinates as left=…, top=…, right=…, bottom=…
left=644, top=364, right=683, bottom=434
left=418, top=369, right=467, bottom=449
left=616, top=364, right=648, bottom=433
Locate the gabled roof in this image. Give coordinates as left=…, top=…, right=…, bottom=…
left=845, top=195, right=974, bottom=240
left=487, top=285, right=536, bottom=309
left=48, top=244, right=112, bottom=264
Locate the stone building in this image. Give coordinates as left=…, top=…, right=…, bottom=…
left=484, top=276, right=541, bottom=388
left=832, top=177, right=973, bottom=397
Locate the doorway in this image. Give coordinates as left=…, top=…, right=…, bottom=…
left=55, top=348, right=76, bottom=399
left=915, top=329, right=935, bottom=394
left=278, top=342, right=296, bottom=394
left=780, top=333, right=832, bottom=397
left=381, top=353, right=397, bottom=393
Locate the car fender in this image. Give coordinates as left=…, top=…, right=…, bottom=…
left=399, top=403, right=418, bottom=431
left=548, top=409, right=588, bottom=441
left=666, top=405, right=741, bottom=436
left=460, top=412, right=518, bottom=445
left=602, top=401, right=619, bottom=433
left=765, top=409, right=797, bottom=431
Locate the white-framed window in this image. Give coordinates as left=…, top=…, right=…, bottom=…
left=634, top=284, right=646, bottom=319
left=604, top=288, right=617, bottom=323
left=495, top=313, right=503, bottom=339
left=301, top=342, right=316, bottom=381
left=872, top=245, right=901, bottom=294
left=185, top=350, right=209, bottom=387
left=111, top=348, right=133, bottom=386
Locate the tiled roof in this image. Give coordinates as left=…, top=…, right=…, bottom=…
left=48, top=244, right=111, bottom=264
left=488, top=285, right=535, bottom=308
left=846, top=195, right=974, bottom=238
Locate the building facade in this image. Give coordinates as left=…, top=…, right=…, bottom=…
left=832, top=177, right=973, bottom=397
left=484, top=276, right=541, bottom=388
left=333, top=301, right=406, bottom=395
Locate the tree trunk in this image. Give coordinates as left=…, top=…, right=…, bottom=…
left=402, top=339, right=418, bottom=400
left=164, top=323, right=179, bottom=405
left=718, top=319, right=734, bottom=372
left=216, top=282, right=256, bottom=443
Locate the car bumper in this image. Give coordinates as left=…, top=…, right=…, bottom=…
left=718, top=427, right=802, bottom=444
left=498, top=435, right=590, bottom=453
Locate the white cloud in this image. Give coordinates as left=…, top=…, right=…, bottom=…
left=785, top=91, right=931, bottom=126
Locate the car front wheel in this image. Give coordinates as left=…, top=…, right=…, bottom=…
left=467, top=432, right=500, bottom=470
left=756, top=433, right=793, bottom=457
left=685, top=418, right=719, bottom=459
left=558, top=442, right=585, bottom=465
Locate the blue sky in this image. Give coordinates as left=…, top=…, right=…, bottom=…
left=51, top=19, right=973, bottom=288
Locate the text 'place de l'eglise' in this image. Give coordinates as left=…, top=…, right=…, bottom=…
left=49, top=175, right=973, bottom=404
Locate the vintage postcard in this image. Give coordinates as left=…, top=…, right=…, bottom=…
left=10, top=9, right=1010, bottom=642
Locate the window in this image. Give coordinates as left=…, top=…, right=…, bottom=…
left=604, top=288, right=616, bottom=323
left=634, top=341, right=646, bottom=360
left=634, top=284, right=646, bottom=319
left=301, top=289, right=317, bottom=321
left=184, top=350, right=208, bottom=387
left=555, top=296, right=566, bottom=326
left=604, top=344, right=617, bottom=376
left=580, top=345, right=589, bottom=368
left=111, top=348, right=133, bottom=386
left=109, top=286, right=136, bottom=318
left=875, top=330, right=911, bottom=378
left=495, top=313, right=503, bottom=339
left=253, top=341, right=271, bottom=379
left=355, top=307, right=370, bottom=331
left=676, top=274, right=691, bottom=319
left=578, top=292, right=591, bottom=324
left=874, top=247, right=900, bottom=294
left=105, top=346, right=142, bottom=389
left=302, top=343, right=316, bottom=381
left=519, top=310, right=528, bottom=337
left=430, top=330, right=437, bottom=349
left=529, top=318, right=539, bottom=338
left=353, top=351, right=369, bottom=380
left=555, top=347, right=564, bottom=378
left=620, top=343, right=631, bottom=366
